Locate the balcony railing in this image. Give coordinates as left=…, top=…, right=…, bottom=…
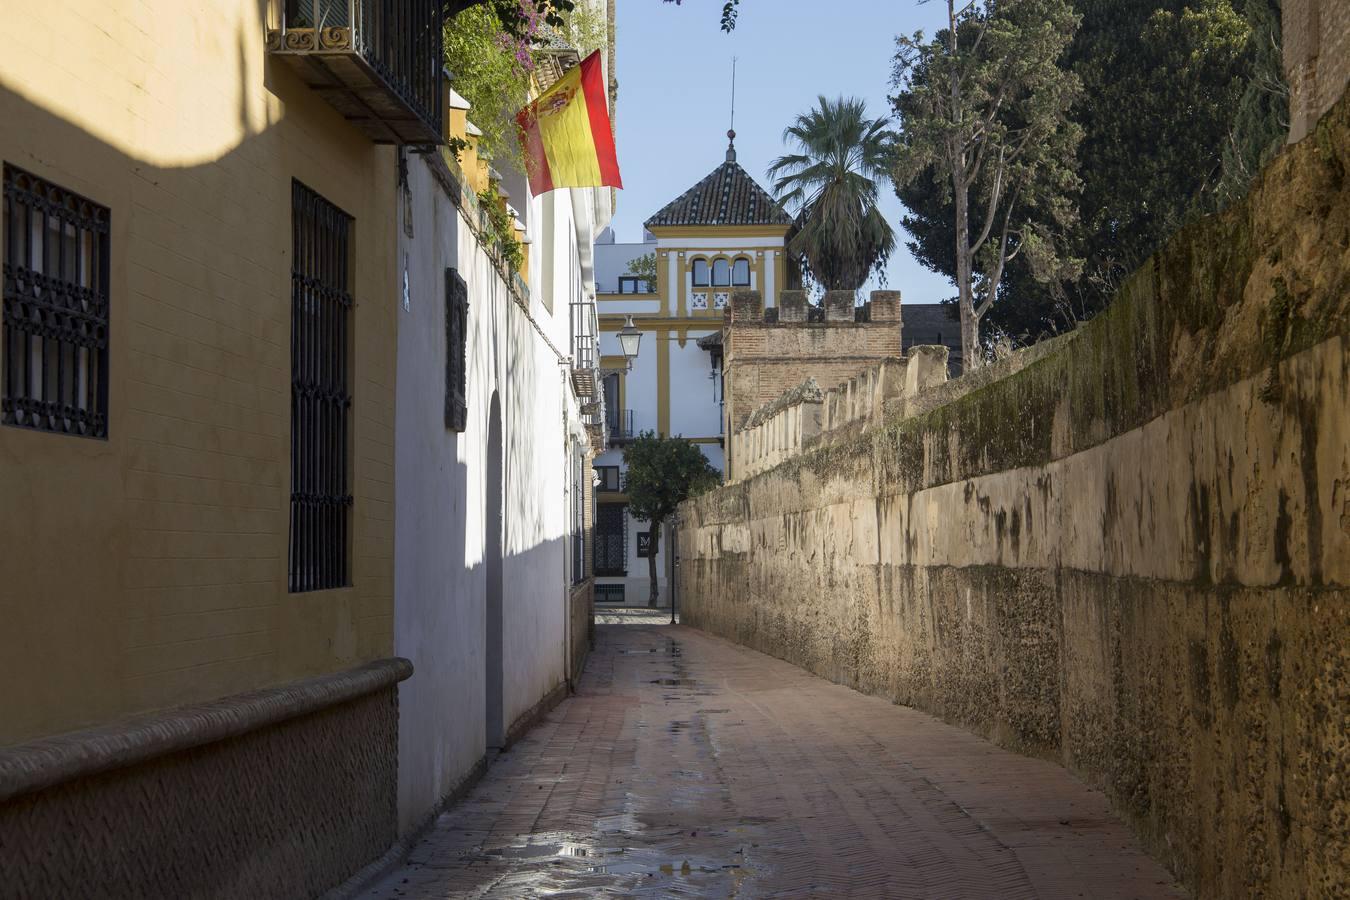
left=570, top=299, right=599, bottom=397
left=268, top=0, right=444, bottom=145
left=607, top=409, right=635, bottom=446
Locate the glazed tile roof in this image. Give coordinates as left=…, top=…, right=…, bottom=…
left=644, top=156, right=793, bottom=229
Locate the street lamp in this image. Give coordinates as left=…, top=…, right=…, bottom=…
left=617, top=315, right=643, bottom=368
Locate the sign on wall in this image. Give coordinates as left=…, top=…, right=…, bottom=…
left=636, top=531, right=654, bottom=558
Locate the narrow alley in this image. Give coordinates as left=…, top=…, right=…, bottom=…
left=367, top=620, right=1183, bottom=899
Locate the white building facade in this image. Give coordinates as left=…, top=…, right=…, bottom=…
left=590, top=138, right=793, bottom=607
left=393, top=70, right=611, bottom=835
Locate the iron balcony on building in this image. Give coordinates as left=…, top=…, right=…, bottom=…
left=267, top=0, right=444, bottom=145
left=607, top=409, right=635, bottom=447
left=570, top=299, right=600, bottom=398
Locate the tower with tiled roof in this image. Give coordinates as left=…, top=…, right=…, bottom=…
left=637, top=131, right=795, bottom=318
left=586, top=134, right=795, bottom=606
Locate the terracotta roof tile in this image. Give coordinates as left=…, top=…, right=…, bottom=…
left=644, top=159, right=793, bottom=228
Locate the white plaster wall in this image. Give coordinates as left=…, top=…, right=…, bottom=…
left=669, top=332, right=722, bottom=442
left=394, top=155, right=584, bottom=836
left=596, top=297, right=663, bottom=315
left=594, top=239, right=657, bottom=293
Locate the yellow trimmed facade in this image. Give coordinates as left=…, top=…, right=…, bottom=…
left=588, top=138, right=795, bottom=606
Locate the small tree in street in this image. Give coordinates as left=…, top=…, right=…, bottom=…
left=891, top=0, right=1083, bottom=373
left=623, top=432, right=719, bottom=608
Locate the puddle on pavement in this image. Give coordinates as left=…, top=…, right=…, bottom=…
left=453, top=830, right=759, bottom=896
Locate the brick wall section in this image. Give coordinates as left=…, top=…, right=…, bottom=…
left=722, top=289, right=902, bottom=475
left=1285, top=0, right=1350, bottom=141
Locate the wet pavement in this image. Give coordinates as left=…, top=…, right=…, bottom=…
left=366, top=621, right=1183, bottom=898
left=594, top=606, right=679, bottom=626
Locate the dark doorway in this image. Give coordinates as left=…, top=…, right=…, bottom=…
left=485, top=392, right=504, bottom=748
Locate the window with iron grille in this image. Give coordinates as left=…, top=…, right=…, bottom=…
left=571, top=453, right=586, bottom=584
left=594, top=502, right=627, bottom=576
left=445, top=267, right=467, bottom=431
left=289, top=180, right=353, bottom=593
left=2, top=164, right=110, bottom=438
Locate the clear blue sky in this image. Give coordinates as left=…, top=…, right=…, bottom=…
left=608, top=0, right=955, bottom=304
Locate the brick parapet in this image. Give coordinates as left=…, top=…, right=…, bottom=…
left=722, top=290, right=907, bottom=455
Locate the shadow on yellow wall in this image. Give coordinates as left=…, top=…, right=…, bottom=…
left=0, top=0, right=400, bottom=746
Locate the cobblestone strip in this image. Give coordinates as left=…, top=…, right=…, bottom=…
left=367, top=624, right=1183, bottom=899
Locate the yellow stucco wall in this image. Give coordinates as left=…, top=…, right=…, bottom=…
left=0, top=0, right=398, bottom=745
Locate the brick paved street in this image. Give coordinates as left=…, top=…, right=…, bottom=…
left=366, top=622, right=1183, bottom=899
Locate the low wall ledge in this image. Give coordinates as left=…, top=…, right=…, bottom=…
left=0, top=657, right=414, bottom=805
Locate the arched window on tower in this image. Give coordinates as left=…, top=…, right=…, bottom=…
left=732, top=257, right=751, bottom=286
left=691, top=258, right=709, bottom=286
left=712, top=258, right=731, bottom=287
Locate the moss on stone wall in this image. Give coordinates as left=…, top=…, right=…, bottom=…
left=679, top=93, right=1350, bottom=900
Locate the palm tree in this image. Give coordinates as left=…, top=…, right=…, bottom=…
left=768, top=96, right=897, bottom=292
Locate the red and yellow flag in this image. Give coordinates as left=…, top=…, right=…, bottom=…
left=516, top=50, right=622, bottom=196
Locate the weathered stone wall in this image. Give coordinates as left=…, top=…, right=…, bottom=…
left=1285, top=0, right=1350, bottom=142
left=730, top=351, right=951, bottom=482
left=678, top=96, right=1350, bottom=898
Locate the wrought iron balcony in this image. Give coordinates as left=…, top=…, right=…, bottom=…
left=607, top=409, right=635, bottom=446
left=570, top=299, right=599, bottom=397
left=268, top=0, right=444, bottom=145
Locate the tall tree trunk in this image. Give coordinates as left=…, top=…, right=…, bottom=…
left=647, top=523, right=661, bottom=608
left=947, top=0, right=979, bottom=375
left=954, top=177, right=977, bottom=374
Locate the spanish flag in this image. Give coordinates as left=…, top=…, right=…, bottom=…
left=516, top=50, right=622, bottom=196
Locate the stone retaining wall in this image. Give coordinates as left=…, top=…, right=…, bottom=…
left=677, top=96, right=1350, bottom=898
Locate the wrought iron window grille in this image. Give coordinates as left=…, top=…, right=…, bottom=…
left=594, top=502, right=628, bottom=576
left=2, top=164, right=110, bottom=438
left=289, top=180, right=354, bottom=594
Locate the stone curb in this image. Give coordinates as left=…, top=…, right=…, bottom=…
left=0, top=657, right=414, bottom=804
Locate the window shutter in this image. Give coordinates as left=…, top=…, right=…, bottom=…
left=445, top=267, right=469, bottom=431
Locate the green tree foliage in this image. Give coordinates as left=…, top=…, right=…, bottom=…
left=625, top=252, right=658, bottom=291
left=623, top=433, right=719, bottom=607
left=1213, top=0, right=1287, bottom=206
left=894, top=0, right=1286, bottom=345
left=769, top=96, right=897, bottom=292
left=444, top=6, right=535, bottom=164
left=892, top=0, right=1083, bottom=372
left=444, top=1, right=607, bottom=169
left=1072, top=0, right=1251, bottom=294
